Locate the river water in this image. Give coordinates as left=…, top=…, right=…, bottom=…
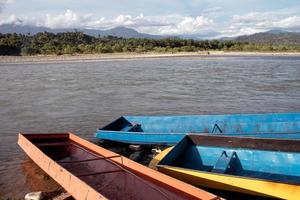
left=0, top=56, right=300, bottom=199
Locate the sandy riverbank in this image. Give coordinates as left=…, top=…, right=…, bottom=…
left=1, top=51, right=300, bottom=64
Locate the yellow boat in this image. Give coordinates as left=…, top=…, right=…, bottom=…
left=151, top=134, right=300, bottom=199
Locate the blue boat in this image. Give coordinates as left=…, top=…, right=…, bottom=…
left=155, top=134, right=300, bottom=199
left=95, top=112, right=300, bottom=145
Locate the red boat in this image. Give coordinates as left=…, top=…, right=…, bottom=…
left=18, top=132, right=221, bottom=200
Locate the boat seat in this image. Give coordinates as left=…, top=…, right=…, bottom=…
left=211, top=122, right=223, bottom=133
left=121, top=123, right=141, bottom=132
left=211, top=151, right=241, bottom=174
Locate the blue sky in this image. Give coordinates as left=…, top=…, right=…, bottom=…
left=0, top=0, right=300, bottom=37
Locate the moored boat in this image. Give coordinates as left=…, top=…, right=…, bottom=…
left=18, top=132, right=220, bottom=200
left=154, top=134, right=300, bottom=199
left=95, top=112, right=300, bottom=145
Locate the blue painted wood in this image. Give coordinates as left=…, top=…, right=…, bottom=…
left=95, top=113, right=300, bottom=145
left=211, top=151, right=239, bottom=173
left=157, top=135, right=300, bottom=185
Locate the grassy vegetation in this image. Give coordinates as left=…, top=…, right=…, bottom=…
left=1, top=32, right=299, bottom=56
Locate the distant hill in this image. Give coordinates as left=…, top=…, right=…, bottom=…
left=1, top=24, right=300, bottom=45
left=0, top=24, right=163, bottom=39
left=265, top=29, right=289, bottom=34
left=235, top=30, right=300, bottom=45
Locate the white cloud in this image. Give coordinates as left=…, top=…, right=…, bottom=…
left=176, top=16, right=213, bottom=33
left=0, top=9, right=215, bottom=35
left=42, top=10, right=92, bottom=29
left=109, top=14, right=215, bottom=35
left=272, top=16, right=300, bottom=29
left=220, top=11, right=300, bottom=37
left=110, top=13, right=172, bottom=29
left=157, top=16, right=214, bottom=35
left=0, top=14, right=19, bottom=24
left=1, top=8, right=300, bottom=38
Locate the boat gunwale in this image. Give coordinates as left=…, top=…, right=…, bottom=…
left=96, top=130, right=186, bottom=135
left=98, top=129, right=300, bottom=134
left=96, top=130, right=300, bottom=138
left=121, top=112, right=300, bottom=118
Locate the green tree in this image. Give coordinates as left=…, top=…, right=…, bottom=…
left=21, top=46, right=40, bottom=55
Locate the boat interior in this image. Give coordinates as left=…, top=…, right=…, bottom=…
left=24, top=134, right=189, bottom=200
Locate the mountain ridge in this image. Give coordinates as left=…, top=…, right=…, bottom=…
left=0, top=24, right=164, bottom=39
left=235, top=31, right=300, bottom=45
left=1, top=24, right=300, bottom=45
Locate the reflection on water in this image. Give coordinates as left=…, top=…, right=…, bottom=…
left=0, top=56, right=300, bottom=198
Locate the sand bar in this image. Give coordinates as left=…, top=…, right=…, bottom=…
left=1, top=51, right=300, bottom=64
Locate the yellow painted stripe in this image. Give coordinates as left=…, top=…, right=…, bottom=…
left=159, top=166, right=300, bottom=200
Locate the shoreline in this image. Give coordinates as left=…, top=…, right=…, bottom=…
left=1, top=51, right=300, bottom=64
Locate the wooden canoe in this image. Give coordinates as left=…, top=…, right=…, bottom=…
left=95, top=113, right=300, bottom=145
left=18, top=132, right=221, bottom=200
left=155, top=134, right=300, bottom=199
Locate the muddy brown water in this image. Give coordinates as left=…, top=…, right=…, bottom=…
left=0, top=55, right=300, bottom=199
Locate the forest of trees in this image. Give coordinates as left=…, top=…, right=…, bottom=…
left=0, top=32, right=299, bottom=56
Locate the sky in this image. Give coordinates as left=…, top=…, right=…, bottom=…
left=0, top=0, right=300, bottom=38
